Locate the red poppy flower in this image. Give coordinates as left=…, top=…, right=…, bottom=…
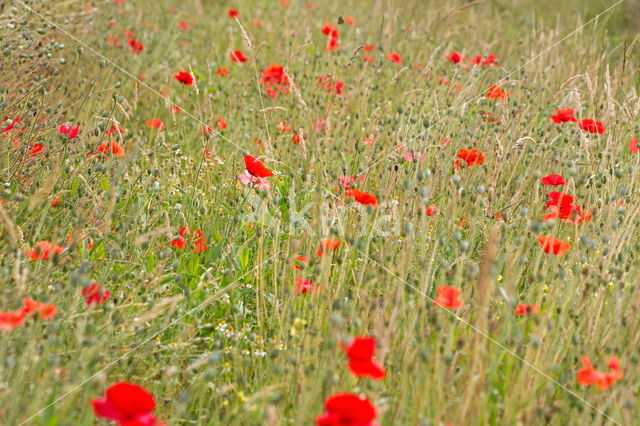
left=363, top=44, right=375, bottom=52
left=578, top=119, right=605, bottom=134
left=292, top=132, right=305, bottom=145
left=456, top=149, right=484, bottom=166
left=92, top=382, right=164, bottom=426
left=36, top=303, right=57, bottom=319
left=317, top=238, right=342, bottom=256
left=25, top=241, right=64, bottom=261
left=97, top=141, right=125, bottom=157
left=469, top=54, right=498, bottom=66
left=320, top=23, right=340, bottom=51
left=433, top=286, right=463, bottom=309
left=0, top=299, right=57, bottom=331
left=128, top=39, right=144, bottom=54
left=315, top=393, right=377, bottom=426
left=537, top=235, right=570, bottom=256
left=425, top=204, right=440, bottom=216
left=259, top=64, right=290, bottom=98
left=551, top=109, right=577, bottom=123
left=228, top=8, right=239, bottom=18
left=244, top=155, right=274, bottom=178
left=170, top=227, right=206, bottom=253
left=0, top=310, right=27, bottom=332
left=514, top=303, right=540, bottom=316
left=58, top=124, right=80, bottom=139
left=341, top=337, right=386, bottom=380
left=105, top=125, right=124, bottom=136
left=345, top=189, right=378, bottom=208
left=628, top=138, right=639, bottom=154
left=2, top=117, right=23, bottom=133
left=545, top=191, right=573, bottom=208
left=544, top=192, right=592, bottom=224
left=321, top=23, right=334, bottom=35
left=146, top=118, right=165, bottom=130
left=20, top=298, right=56, bottom=319
left=29, top=144, right=45, bottom=157
left=230, top=49, right=248, bottom=63
left=541, top=174, right=566, bottom=186
left=482, top=111, right=500, bottom=123
left=82, top=283, right=111, bottom=305
left=446, top=51, right=464, bottom=64
left=576, top=356, right=624, bottom=390
left=217, top=117, right=228, bottom=130
left=317, top=75, right=344, bottom=95
left=361, top=55, right=374, bottom=63
left=192, top=229, right=207, bottom=253
left=485, top=85, right=510, bottom=100
left=215, top=67, right=229, bottom=77
left=386, top=52, right=402, bottom=64
left=294, top=277, right=318, bottom=295
left=290, top=255, right=310, bottom=270
left=174, top=71, right=194, bottom=86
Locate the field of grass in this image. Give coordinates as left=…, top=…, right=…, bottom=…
left=1, top=0, right=639, bottom=424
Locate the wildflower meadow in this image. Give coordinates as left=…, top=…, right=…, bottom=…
left=1, top=0, right=640, bottom=424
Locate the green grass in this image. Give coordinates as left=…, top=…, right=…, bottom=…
left=1, top=0, right=639, bottom=424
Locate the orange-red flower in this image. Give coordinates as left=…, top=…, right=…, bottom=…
left=92, top=382, right=164, bottom=425
left=174, top=71, right=194, bottom=86
left=230, top=49, right=248, bottom=63
left=578, top=119, right=605, bottom=134
left=341, top=337, right=386, bottom=380
left=0, top=299, right=57, bottom=331
left=316, top=393, right=377, bottom=426
left=97, top=141, right=125, bottom=157
left=128, top=38, right=144, bottom=54
left=82, top=283, right=110, bottom=305
left=446, top=51, right=464, bottom=64
left=317, top=75, right=344, bottom=95
left=244, top=155, right=274, bottom=178
left=25, top=241, right=64, bottom=261
left=317, top=238, right=342, bottom=256
left=259, top=64, right=290, bottom=98
left=577, top=356, right=624, bottom=390
left=293, top=277, right=318, bottom=295
left=345, top=189, right=378, bottom=208
left=551, top=109, right=577, bottom=123
left=456, top=149, right=484, bottom=166
left=628, top=138, right=639, bottom=154
left=544, top=192, right=592, bottom=224
left=541, top=174, right=566, bottom=187
left=537, top=235, right=570, bottom=255
left=290, top=255, right=310, bottom=270
left=425, top=204, right=440, bottom=216
left=58, top=124, right=80, bottom=139
left=0, top=310, right=27, bottom=332
left=485, top=85, right=510, bottom=100
left=433, top=286, right=462, bottom=309
left=146, top=118, right=165, bottom=130
left=514, top=303, right=540, bottom=316
left=386, top=52, right=402, bottom=64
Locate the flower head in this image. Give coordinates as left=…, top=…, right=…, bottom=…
left=316, top=393, right=377, bottom=426
left=433, top=286, right=462, bottom=309
left=537, top=235, right=570, bottom=255
left=174, top=71, right=194, bottom=86
left=551, top=109, right=577, bottom=123
left=578, top=119, right=605, bottom=134
left=341, top=337, right=386, bottom=379
left=92, top=382, right=164, bottom=425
